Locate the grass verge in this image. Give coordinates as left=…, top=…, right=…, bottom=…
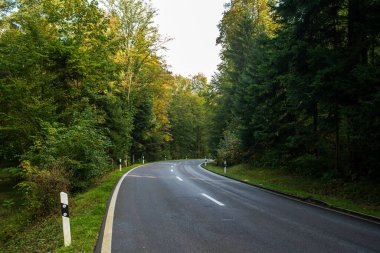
left=1, top=164, right=140, bottom=253
left=204, top=163, right=380, bottom=218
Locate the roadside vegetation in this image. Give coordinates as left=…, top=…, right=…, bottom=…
left=1, top=0, right=379, bottom=251
left=205, top=163, right=380, bottom=218
left=0, top=165, right=138, bottom=253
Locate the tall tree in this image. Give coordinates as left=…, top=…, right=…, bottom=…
left=212, top=0, right=380, bottom=180
left=168, top=75, right=209, bottom=159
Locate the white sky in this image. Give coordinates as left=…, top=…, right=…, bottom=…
left=152, top=0, right=226, bottom=80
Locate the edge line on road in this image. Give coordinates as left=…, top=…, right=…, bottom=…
left=100, top=165, right=143, bottom=253
left=176, top=176, right=183, bottom=182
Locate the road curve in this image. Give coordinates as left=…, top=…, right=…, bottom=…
left=96, top=160, right=380, bottom=253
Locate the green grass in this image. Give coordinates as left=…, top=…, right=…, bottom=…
left=204, top=163, right=380, bottom=218
left=1, top=165, right=140, bottom=253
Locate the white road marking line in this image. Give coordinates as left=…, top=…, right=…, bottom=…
left=201, top=193, right=225, bottom=206
left=176, top=176, right=183, bottom=182
left=101, top=165, right=142, bottom=253
left=128, top=174, right=157, bottom=179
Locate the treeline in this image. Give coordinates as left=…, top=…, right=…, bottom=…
left=211, top=0, right=380, bottom=181
left=0, top=0, right=209, bottom=216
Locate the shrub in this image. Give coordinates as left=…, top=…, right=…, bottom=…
left=290, top=154, right=330, bottom=177
left=216, top=129, right=242, bottom=165
left=17, top=161, right=70, bottom=219
left=24, top=108, right=111, bottom=190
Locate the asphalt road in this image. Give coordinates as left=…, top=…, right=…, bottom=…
left=96, top=160, right=380, bottom=253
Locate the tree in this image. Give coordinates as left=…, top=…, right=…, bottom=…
left=211, top=0, right=380, bottom=180
left=168, top=75, right=209, bottom=159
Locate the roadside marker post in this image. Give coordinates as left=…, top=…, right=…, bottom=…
left=60, top=192, right=71, bottom=247
left=119, top=158, right=122, bottom=171
left=224, top=160, right=227, bottom=174
left=142, top=155, right=145, bottom=165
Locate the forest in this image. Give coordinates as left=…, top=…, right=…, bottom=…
left=0, top=0, right=212, bottom=219
left=212, top=0, right=380, bottom=183
left=0, top=0, right=379, bottom=220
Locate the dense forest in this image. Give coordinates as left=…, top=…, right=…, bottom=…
left=0, top=0, right=379, bottom=219
left=211, top=0, right=380, bottom=182
left=0, top=0, right=210, bottom=215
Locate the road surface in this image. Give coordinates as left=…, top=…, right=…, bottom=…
left=96, top=160, right=380, bottom=253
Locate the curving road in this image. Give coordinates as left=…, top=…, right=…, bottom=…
left=96, top=160, right=380, bottom=253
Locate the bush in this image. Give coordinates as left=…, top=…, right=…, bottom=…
left=17, top=161, right=70, bottom=219
left=290, top=154, right=330, bottom=177
left=216, top=129, right=242, bottom=165
left=24, top=108, right=111, bottom=190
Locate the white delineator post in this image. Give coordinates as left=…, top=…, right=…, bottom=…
left=60, top=192, right=71, bottom=247
left=142, top=155, right=145, bottom=165
left=224, top=160, right=227, bottom=174
left=119, top=158, right=122, bottom=171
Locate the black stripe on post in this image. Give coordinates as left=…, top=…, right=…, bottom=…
left=61, top=203, right=70, bottom=218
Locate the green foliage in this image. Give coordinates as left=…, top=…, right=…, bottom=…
left=290, top=154, right=326, bottom=177
left=216, top=128, right=242, bottom=165
left=100, top=93, right=134, bottom=162
left=211, top=0, right=380, bottom=182
left=0, top=0, right=170, bottom=183
left=23, top=108, right=111, bottom=190
left=16, top=161, right=70, bottom=219
left=168, top=75, right=210, bottom=159
left=1, top=198, right=15, bottom=209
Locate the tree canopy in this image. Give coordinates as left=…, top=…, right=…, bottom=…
left=0, top=0, right=211, bottom=194
left=210, top=0, right=380, bottom=181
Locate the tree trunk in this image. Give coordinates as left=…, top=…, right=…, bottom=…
left=335, top=102, right=341, bottom=175
left=127, top=72, right=133, bottom=102
left=348, top=0, right=358, bottom=48
left=312, top=101, right=319, bottom=158
left=348, top=0, right=368, bottom=64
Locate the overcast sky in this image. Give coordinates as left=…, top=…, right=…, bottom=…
left=152, top=0, right=226, bottom=80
